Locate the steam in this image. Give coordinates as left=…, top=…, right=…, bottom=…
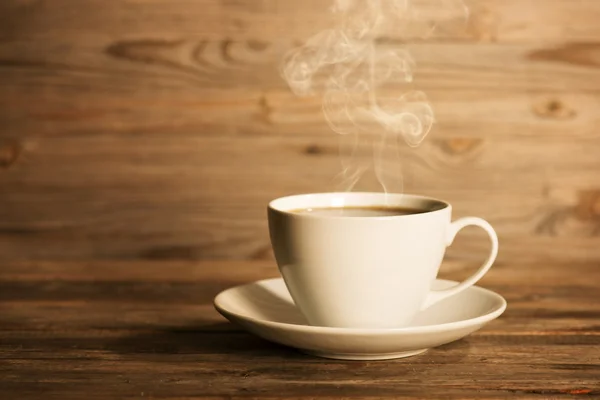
left=281, top=0, right=468, bottom=193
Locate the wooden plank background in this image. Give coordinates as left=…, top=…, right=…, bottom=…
left=1, top=0, right=599, bottom=263
left=1, top=260, right=599, bottom=398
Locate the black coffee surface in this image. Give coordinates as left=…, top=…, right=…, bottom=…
left=291, top=206, right=426, bottom=217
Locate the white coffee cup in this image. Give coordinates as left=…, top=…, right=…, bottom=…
left=268, top=192, right=498, bottom=329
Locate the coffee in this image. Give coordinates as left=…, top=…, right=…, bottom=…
left=269, top=192, right=499, bottom=329
left=291, top=206, right=426, bottom=217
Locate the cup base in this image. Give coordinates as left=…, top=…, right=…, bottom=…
left=302, top=348, right=428, bottom=361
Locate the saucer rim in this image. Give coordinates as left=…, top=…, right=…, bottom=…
left=214, top=277, right=507, bottom=335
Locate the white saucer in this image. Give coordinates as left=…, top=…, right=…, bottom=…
left=214, top=278, right=506, bottom=360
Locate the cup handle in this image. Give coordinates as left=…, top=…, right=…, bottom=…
left=421, top=217, right=499, bottom=310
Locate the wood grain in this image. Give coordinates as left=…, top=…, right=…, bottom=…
left=2, top=0, right=600, bottom=43
left=0, top=260, right=598, bottom=399
left=1, top=0, right=600, bottom=262
left=2, top=133, right=600, bottom=260
left=3, top=39, right=600, bottom=94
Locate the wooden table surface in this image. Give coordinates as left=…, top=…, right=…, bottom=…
left=1, top=260, right=599, bottom=399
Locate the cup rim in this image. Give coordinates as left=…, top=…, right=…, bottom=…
left=268, top=192, right=450, bottom=220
